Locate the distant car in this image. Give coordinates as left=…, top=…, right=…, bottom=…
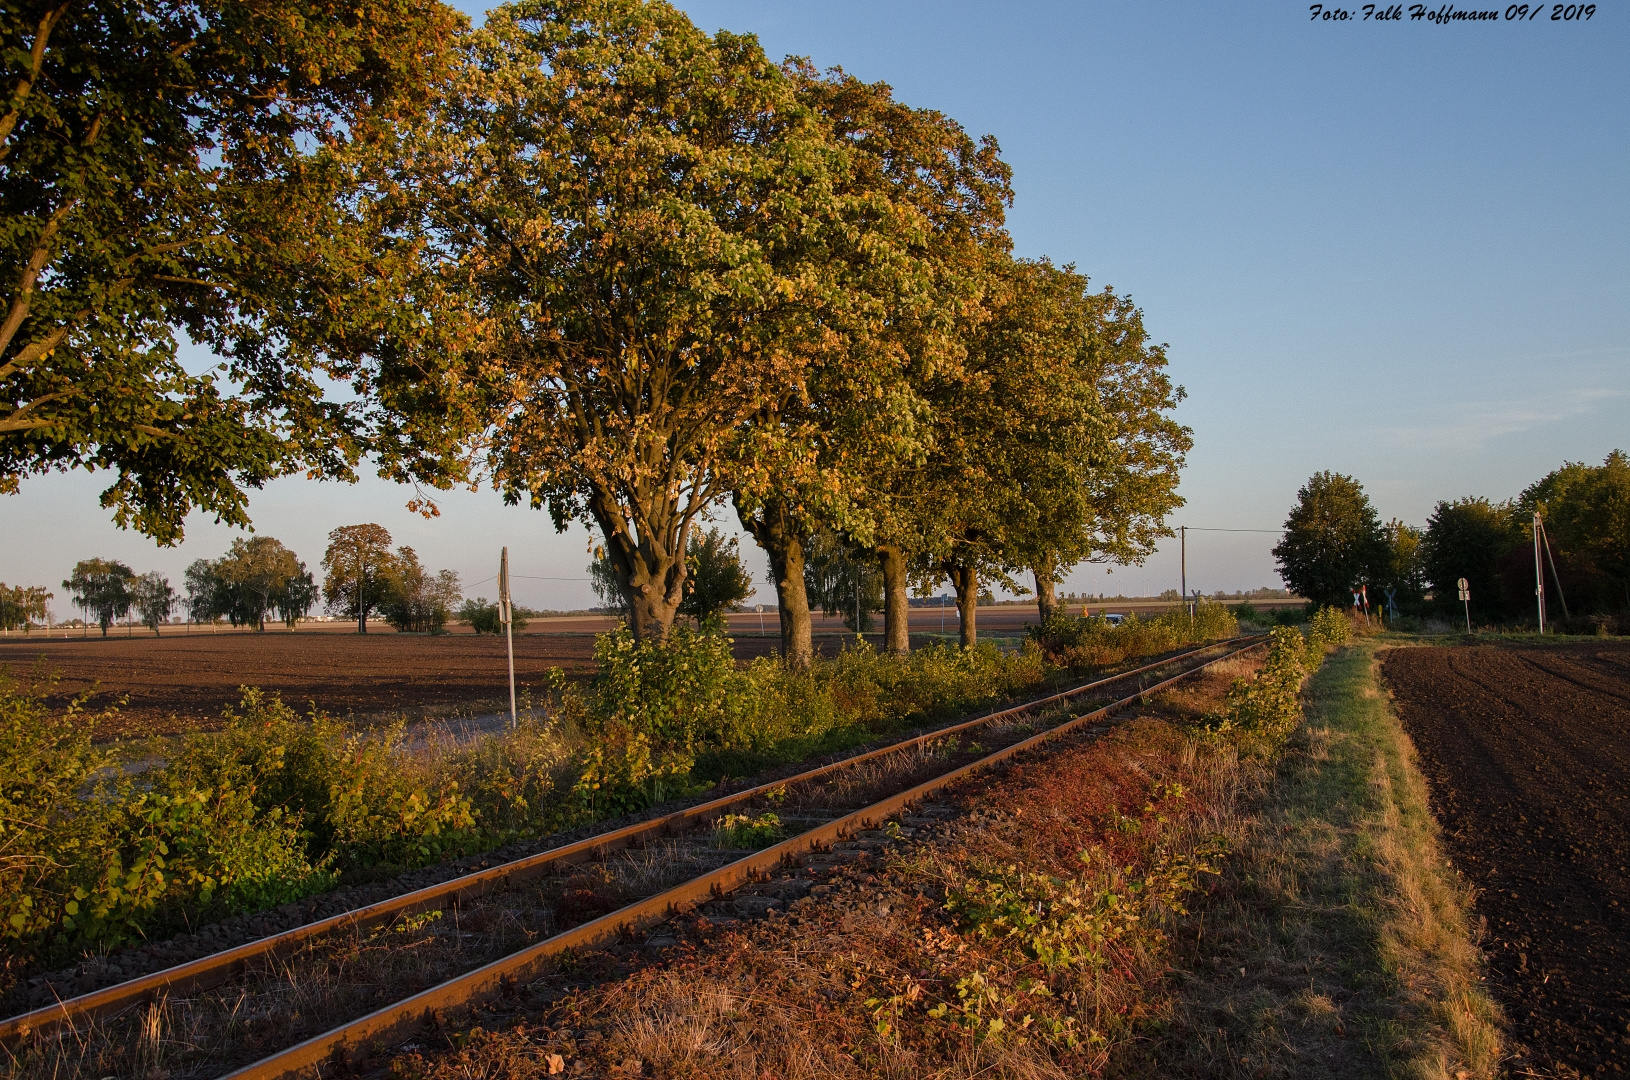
left=1101, top=612, right=1125, bottom=626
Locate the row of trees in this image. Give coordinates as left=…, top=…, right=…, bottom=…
left=1273, top=452, right=1630, bottom=622
left=58, top=559, right=177, bottom=635
left=3, top=0, right=1190, bottom=664
left=36, top=523, right=465, bottom=637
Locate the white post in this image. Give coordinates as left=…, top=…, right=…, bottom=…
left=1180, top=525, right=1187, bottom=619
left=1532, top=512, right=1546, bottom=635
left=500, top=546, right=517, bottom=727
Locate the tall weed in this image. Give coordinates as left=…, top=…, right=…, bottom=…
left=1029, top=602, right=1238, bottom=668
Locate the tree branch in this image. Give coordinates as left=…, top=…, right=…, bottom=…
left=0, top=1, right=72, bottom=162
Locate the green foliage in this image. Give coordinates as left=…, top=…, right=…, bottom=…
left=378, top=547, right=462, bottom=633
left=715, top=812, right=784, bottom=849
left=1306, top=606, right=1352, bottom=655
left=679, top=528, right=754, bottom=630
left=1520, top=450, right=1630, bottom=611
left=1203, top=613, right=1347, bottom=748
left=1420, top=497, right=1520, bottom=618
left=322, top=524, right=396, bottom=630
left=131, top=571, right=175, bottom=632
left=1272, top=472, right=1388, bottom=607
left=587, top=552, right=628, bottom=616
left=946, top=843, right=1226, bottom=974
left=804, top=529, right=883, bottom=633
left=460, top=597, right=527, bottom=634
left=1380, top=518, right=1427, bottom=609
left=1028, top=601, right=1237, bottom=668
left=0, top=676, right=332, bottom=956
left=1, top=0, right=461, bottom=542
left=62, top=558, right=133, bottom=635
left=0, top=583, right=52, bottom=631
left=185, top=536, right=314, bottom=630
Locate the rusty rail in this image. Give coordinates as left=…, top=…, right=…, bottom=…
left=1, top=637, right=1245, bottom=1050
left=220, top=637, right=1265, bottom=1080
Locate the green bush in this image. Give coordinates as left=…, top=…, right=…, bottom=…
left=1029, top=601, right=1238, bottom=668
left=0, top=676, right=332, bottom=956
left=1204, top=609, right=1349, bottom=749
left=715, top=811, right=784, bottom=849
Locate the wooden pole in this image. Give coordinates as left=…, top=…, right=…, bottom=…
left=1532, top=512, right=1546, bottom=634
left=501, top=547, right=517, bottom=728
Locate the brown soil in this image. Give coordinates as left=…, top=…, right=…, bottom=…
left=0, top=607, right=1052, bottom=739
left=1381, top=643, right=1630, bottom=1077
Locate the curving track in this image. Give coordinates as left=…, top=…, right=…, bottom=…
left=4, top=637, right=1263, bottom=1080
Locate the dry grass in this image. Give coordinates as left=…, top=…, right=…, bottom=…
left=388, top=654, right=1270, bottom=1080
left=1120, top=642, right=1506, bottom=1079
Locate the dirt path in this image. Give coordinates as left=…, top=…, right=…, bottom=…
left=1381, top=643, right=1630, bottom=1076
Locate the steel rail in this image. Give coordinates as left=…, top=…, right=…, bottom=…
left=1, top=637, right=1240, bottom=1046
left=222, top=637, right=1266, bottom=1080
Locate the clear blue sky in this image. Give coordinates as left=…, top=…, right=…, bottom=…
left=5, top=1, right=1626, bottom=615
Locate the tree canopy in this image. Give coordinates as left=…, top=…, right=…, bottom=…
left=2, top=0, right=462, bottom=542
left=1272, top=472, right=1386, bottom=608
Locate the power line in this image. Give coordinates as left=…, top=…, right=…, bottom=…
left=1177, top=527, right=1282, bottom=534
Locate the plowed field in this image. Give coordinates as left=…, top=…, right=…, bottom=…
left=0, top=605, right=1065, bottom=739
left=1381, top=644, right=1630, bottom=1076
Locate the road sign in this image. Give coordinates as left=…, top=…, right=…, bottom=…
left=1457, top=577, right=1468, bottom=591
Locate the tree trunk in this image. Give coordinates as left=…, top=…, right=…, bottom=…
left=878, top=544, right=910, bottom=656
left=594, top=495, right=689, bottom=643
left=946, top=562, right=979, bottom=648
left=736, top=496, right=813, bottom=669
left=1033, top=564, right=1058, bottom=624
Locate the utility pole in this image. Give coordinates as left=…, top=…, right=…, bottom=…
left=356, top=536, right=367, bottom=635
left=1179, top=525, right=1187, bottom=616
left=500, top=547, right=517, bottom=727
left=1532, top=512, right=1546, bottom=634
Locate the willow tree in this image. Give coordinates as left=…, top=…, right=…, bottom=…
left=728, top=66, right=1011, bottom=664
left=1, top=0, right=461, bottom=542
left=388, top=0, right=870, bottom=641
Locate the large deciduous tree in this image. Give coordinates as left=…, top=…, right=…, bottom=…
left=62, top=557, right=132, bottom=635
left=322, top=523, right=395, bottom=632
left=1520, top=450, right=1630, bottom=611
left=1273, top=472, right=1387, bottom=608
left=729, top=66, right=1011, bottom=664
left=130, top=570, right=174, bottom=632
left=1, top=0, right=460, bottom=542
left=1419, top=497, right=1519, bottom=619
left=383, top=0, right=868, bottom=642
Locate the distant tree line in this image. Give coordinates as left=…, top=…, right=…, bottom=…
left=36, top=524, right=469, bottom=637
left=1273, top=452, right=1630, bottom=627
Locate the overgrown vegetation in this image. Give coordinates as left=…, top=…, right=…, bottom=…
left=387, top=619, right=1354, bottom=1079
left=1027, top=600, right=1237, bottom=668
left=1130, top=638, right=1506, bottom=1078
left=0, top=609, right=1245, bottom=971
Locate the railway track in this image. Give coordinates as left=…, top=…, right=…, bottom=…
left=3, top=636, right=1263, bottom=1080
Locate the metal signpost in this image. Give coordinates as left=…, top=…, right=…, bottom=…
left=1458, top=577, right=1471, bottom=634
left=500, top=547, right=517, bottom=728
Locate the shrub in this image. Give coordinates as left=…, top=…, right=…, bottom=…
left=0, top=676, right=332, bottom=956
left=1029, top=601, right=1238, bottom=668
left=1204, top=610, right=1348, bottom=749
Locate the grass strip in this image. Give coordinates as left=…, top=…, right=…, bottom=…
left=1132, top=641, right=1505, bottom=1078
